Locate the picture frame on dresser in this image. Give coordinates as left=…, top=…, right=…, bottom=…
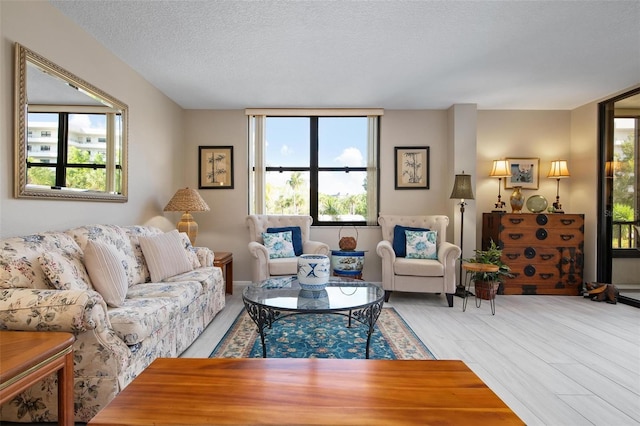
left=199, top=146, right=234, bottom=189
left=394, top=146, right=430, bottom=189
left=505, top=157, right=539, bottom=189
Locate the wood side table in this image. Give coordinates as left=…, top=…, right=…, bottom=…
left=0, top=331, right=75, bottom=426
left=213, top=251, right=233, bottom=294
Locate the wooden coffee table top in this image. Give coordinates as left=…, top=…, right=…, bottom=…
left=89, top=358, right=523, bottom=425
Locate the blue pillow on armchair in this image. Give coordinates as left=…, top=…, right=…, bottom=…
left=266, top=226, right=303, bottom=256
left=392, top=225, right=431, bottom=257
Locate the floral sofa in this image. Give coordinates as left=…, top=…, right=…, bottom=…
left=0, top=224, right=225, bottom=423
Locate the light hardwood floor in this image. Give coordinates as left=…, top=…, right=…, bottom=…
left=182, top=283, right=640, bottom=426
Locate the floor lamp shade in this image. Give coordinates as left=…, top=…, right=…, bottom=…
left=449, top=173, right=475, bottom=200
left=164, top=188, right=210, bottom=245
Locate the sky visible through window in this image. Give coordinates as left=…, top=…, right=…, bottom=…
left=265, top=117, right=368, bottom=196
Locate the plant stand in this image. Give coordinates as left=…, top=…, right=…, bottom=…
left=461, top=262, right=499, bottom=315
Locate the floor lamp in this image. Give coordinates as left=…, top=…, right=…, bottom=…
left=450, top=172, right=475, bottom=298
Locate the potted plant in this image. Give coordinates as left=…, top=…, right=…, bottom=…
left=463, top=240, right=513, bottom=299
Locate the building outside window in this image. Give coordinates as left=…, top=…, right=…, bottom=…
left=247, top=109, right=381, bottom=225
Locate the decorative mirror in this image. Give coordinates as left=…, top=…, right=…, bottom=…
left=14, top=43, right=128, bottom=202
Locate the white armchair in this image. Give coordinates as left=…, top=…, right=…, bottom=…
left=376, top=214, right=461, bottom=307
left=246, top=215, right=330, bottom=283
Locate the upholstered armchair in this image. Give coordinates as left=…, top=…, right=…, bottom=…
left=376, top=214, right=461, bottom=307
left=246, top=215, right=330, bottom=283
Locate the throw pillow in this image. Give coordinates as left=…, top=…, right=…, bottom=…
left=405, top=230, right=438, bottom=259
left=179, top=232, right=201, bottom=269
left=39, top=252, right=90, bottom=291
left=266, top=226, right=303, bottom=256
left=84, top=241, right=128, bottom=307
left=138, top=230, right=194, bottom=282
left=262, top=231, right=296, bottom=259
left=392, top=225, right=430, bottom=257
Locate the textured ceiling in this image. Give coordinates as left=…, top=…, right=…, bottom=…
left=50, top=0, right=640, bottom=110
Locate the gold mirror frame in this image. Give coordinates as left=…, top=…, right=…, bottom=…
left=14, top=43, right=128, bottom=202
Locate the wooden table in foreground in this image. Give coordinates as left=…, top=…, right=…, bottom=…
left=0, top=331, right=75, bottom=426
left=88, top=358, right=523, bottom=425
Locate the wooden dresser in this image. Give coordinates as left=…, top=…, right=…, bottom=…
left=482, top=212, right=584, bottom=295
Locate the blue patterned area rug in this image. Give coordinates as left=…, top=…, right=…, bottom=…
left=210, top=307, right=435, bottom=359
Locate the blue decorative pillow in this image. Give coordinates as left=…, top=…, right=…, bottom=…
left=405, top=230, right=438, bottom=259
left=262, top=231, right=296, bottom=259
left=392, top=225, right=430, bottom=257
left=267, top=226, right=303, bottom=256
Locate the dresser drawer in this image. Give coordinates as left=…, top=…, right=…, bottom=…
left=498, top=213, right=584, bottom=229
left=499, top=228, right=584, bottom=247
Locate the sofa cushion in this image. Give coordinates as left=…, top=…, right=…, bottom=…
left=108, top=281, right=202, bottom=345
left=0, top=232, right=87, bottom=290
left=39, top=251, right=90, bottom=291
left=262, top=231, right=296, bottom=259
left=139, top=230, right=193, bottom=282
left=66, top=225, right=141, bottom=287
left=124, top=225, right=164, bottom=284
left=266, top=226, right=303, bottom=256
left=179, top=232, right=201, bottom=269
left=84, top=241, right=128, bottom=307
left=392, top=225, right=431, bottom=257
left=165, top=266, right=222, bottom=293
left=405, top=230, right=438, bottom=260
left=394, top=257, right=444, bottom=276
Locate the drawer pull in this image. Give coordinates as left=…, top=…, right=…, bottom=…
left=506, top=253, right=520, bottom=260
left=524, top=265, right=536, bottom=276
left=536, top=214, right=548, bottom=225
left=540, top=273, right=554, bottom=280
left=536, top=229, right=548, bottom=240
left=560, top=234, right=574, bottom=241
left=540, top=254, right=555, bottom=260
left=524, top=247, right=536, bottom=259
left=509, top=218, right=525, bottom=224
left=509, top=233, right=524, bottom=240
left=561, top=219, right=575, bottom=225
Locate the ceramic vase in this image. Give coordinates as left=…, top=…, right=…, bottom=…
left=510, top=186, right=524, bottom=213
left=297, top=254, right=330, bottom=290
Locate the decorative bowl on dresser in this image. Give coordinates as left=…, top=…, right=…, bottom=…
left=482, top=212, right=584, bottom=295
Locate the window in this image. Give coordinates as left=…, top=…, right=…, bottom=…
left=86, top=137, right=92, bottom=143
left=612, top=116, right=639, bottom=253
left=248, top=110, right=381, bottom=225
left=26, top=111, right=122, bottom=192
left=41, top=131, right=51, bottom=137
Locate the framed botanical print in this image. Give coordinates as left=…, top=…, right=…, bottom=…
left=394, top=146, right=430, bottom=189
left=199, top=146, right=234, bottom=189
left=505, top=157, right=539, bottom=189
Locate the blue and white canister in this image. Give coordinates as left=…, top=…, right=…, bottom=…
left=297, top=254, right=330, bottom=290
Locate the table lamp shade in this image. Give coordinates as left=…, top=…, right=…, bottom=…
left=489, top=160, right=511, bottom=211
left=164, top=188, right=210, bottom=245
left=547, top=160, right=570, bottom=178
left=449, top=173, right=474, bottom=200
left=547, top=161, right=570, bottom=212
left=489, top=160, right=512, bottom=178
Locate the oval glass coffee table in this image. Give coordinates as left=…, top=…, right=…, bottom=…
left=242, top=276, right=385, bottom=359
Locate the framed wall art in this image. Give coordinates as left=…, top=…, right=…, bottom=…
left=395, top=146, right=430, bottom=189
left=505, top=157, right=539, bottom=190
left=199, top=146, right=234, bottom=189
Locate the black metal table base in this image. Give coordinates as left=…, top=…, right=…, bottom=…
left=243, top=300, right=385, bottom=359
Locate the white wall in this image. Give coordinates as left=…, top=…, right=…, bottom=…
left=0, top=1, right=185, bottom=236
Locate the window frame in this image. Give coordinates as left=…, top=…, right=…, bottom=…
left=247, top=109, right=382, bottom=226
